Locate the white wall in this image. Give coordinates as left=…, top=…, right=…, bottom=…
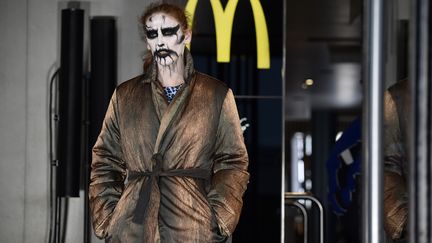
left=0, top=0, right=28, bottom=242
left=0, top=0, right=152, bottom=242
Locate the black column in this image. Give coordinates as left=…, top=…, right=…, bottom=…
left=84, top=16, right=117, bottom=243
left=89, top=17, right=117, bottom=149
left=57, top=8, right=84, bottom=197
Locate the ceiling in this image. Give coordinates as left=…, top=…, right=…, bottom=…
left=284, top=0, right=362, bottom=120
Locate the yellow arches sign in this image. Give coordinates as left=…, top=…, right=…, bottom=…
left=185, top=0, right=270, bottom=69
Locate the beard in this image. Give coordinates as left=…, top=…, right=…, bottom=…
left=154, top=49, right=178, bottom=58
left=154, top=48, right=180, bottom=66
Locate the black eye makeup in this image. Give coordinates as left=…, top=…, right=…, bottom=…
left=161, top=25, right=180, bottom=36
left=145, top=28, right=158, bottom=39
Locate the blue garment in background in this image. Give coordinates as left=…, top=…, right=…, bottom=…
left=326, top=117, right=361, bottom=215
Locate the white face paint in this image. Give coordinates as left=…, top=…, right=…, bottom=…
left=145, top=13, right=188, bottom=67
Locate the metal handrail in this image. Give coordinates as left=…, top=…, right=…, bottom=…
left=285, top=201, right=308, bottom=243
left=284, top=192, right=324, bottom=243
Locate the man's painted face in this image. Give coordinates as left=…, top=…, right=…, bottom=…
left=145, top=13, right=188, bottom=66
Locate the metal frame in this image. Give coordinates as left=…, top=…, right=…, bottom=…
left=409, top=0, right=432, bottom=242
left=281, top=0, right=287, bottom=241
left=363, top=0, right=385, bottom=241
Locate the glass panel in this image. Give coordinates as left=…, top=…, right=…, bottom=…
left=283, top=0, right=363, bottom=242
left=187, top=0, right=284, bottom=241
left=282, top=0, right=412, bottom=241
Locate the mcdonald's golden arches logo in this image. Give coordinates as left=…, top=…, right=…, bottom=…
left=186, top=0, right=270, bottom=69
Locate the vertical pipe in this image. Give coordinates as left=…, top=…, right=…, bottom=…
left=363, top=0, right=385, bottom=242
left=409, top=0, right=431, bottom=242
left=281, top=0, right=287, bottom=241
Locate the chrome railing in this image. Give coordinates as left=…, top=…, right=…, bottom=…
left=284, top=192, right=324, bottom=243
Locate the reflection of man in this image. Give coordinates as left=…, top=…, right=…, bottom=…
left=383, top=79, right=408, bottom=243
left=326, top=79, right=409, bottom=243
left=89, top=3, right=249, bottom=243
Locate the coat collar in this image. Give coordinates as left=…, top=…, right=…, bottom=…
left=141, top=47, right=195, bottom=85
left=144, top=47, right=197, bottom=155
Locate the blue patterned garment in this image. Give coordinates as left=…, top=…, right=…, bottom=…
left=163, top=83, right=183, bottom=103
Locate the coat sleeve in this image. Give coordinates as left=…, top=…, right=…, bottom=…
left=383, top=90, right=408, bottom=240
left=208, top=88, right=250, bottom=237
left=89, top=90, right=126, bottom=239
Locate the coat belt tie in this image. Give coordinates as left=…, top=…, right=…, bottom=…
left=128, top=153, right=210, bottom=224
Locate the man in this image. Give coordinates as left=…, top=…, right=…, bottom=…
left=89, top=3, right=249, bottom=242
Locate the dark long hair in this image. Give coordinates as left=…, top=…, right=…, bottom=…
left=140, top=3, right=190, bottom=72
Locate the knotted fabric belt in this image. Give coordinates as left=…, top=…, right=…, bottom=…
left=129, top=154, right=210, bottom=224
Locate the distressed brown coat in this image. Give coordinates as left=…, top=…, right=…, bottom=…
left=383, top=79, right=408, bottom=241
left=89, top=50, right=249, bottom=243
